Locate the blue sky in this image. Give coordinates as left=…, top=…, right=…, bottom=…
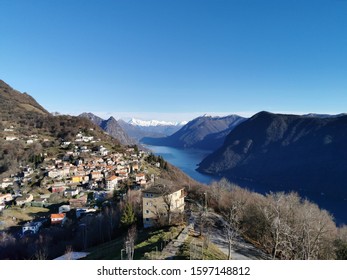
left=1, top=0, right=347, bottom=121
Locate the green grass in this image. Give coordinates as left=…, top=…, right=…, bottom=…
left=173, top=235, right=228, bottom=260
left=84, top=225, right=227, bottom=260
left=84, top=225, right=184, bottom=260
left=0, top=206, right=50, bottom=230
left=2, top=206, right=49, bottom=221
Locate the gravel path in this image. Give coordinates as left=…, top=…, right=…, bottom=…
left=195, top=211, right=270, bottom=260
left=158, top=211, right=269, bottom=260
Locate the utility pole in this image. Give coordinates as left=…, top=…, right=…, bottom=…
left=204, top=192, right=207, bottom=213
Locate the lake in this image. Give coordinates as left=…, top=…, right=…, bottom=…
left=145, top=144, right=346, bottom=225
left=144, top=145, right=218, bottom=184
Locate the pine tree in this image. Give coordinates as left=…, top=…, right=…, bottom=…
left=120, top=202, right=136, bottom=228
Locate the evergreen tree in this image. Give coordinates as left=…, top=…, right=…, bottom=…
left=120, top=202, right=136, bottom=228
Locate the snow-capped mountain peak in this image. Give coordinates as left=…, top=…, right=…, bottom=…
left=129, top=118, right=187, bottom=127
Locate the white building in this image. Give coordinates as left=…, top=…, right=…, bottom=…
left=22, top=221, right=42, bottom=235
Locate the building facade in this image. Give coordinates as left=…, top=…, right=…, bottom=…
left=142, top=185, right=185, bottom=228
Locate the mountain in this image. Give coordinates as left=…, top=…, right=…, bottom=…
left=303, top=113, right=347, bottom=118
left=0, top=80, right=121, bottom=178
left=0, top=80, right=49, bottom=116
left=141, top=115, right=246, bottom=150
left=198, top=111, right=347, bottom=199
left=118, top=118, right=185, bottom=141
left=79, top=113, right=135, bottom=146
left=129, top=118, right=187, bottom=127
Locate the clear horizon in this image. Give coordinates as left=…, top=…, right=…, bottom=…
left=1, top=0, right=347, bottom=122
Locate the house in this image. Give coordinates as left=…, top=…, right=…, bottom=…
left=59, top=204, right=71, bottom=214
left=1, top=178, right=14, bottom=189
left=22, top=167, right=34, bottom=177
left=82, top=136, right=94, bottom=142
left=16, top=194, right=34, bottom=206
left=64, top=188, right=79, bottom=197
left=51, top=186, right=66, bottom=193
left=5, top=136, right=17, bottom=141
left=135, top=173, right=146, bottom=183
left=22, top=221, right=42, bottom=235
left=71, top=175, right=84, bottom=183
left=48, top=169, right=67, bottom=178
left=99, top=146, right=108, bottom=156
left=4, top=126, right=14, bottom=132
left=105, top=175, right=119, bottom=191
left=31, top=198, right=47, bottom=207
left=91, top=171, right=103, bottom=181
left=142, top=185, right=185, bottom=228
left=139, top=179, right=147, bottom=187
left=51, top=213, right=67, bottom=225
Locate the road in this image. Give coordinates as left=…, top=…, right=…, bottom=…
left=194, top=211, right=270, bottom=260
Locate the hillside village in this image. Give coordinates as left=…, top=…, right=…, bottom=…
left=0, top=127, right=184, bottom=250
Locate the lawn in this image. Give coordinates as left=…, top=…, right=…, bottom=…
left=174, top=234, right=228, bottom=260
left=0, top=206, right=49, bottom=229
left=83, top=225, right=183, bottom=260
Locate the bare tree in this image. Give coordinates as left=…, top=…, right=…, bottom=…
left=149, top=184, right=175, bottom=226
left=222, top=203, right=243, bottom=260
left=161, top=186, right=174, bottom=225
left=64, top=245, right=74, bottom=260
left=295, top=200, right=337, bottom=260
left=124, top=225, right=137, bottom=260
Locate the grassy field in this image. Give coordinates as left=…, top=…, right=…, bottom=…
left=83, top=225, right=227, bottom=260
left=0, top=206, right=49, bottom=229
left=84, top=226, right=183, bottom=260
left=173, top=234, right=228, bottom=260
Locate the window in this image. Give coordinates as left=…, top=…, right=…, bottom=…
left=145, top=210, right=149, bottom=214
left=145, top=218, right=149, bottom=221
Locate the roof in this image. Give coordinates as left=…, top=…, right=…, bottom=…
left=106, top=175, right=118, bottom=181
left=51, top=213, right=66, bottom=219
left=142, top=184, right=183, bottom=195
left=23, top=221, right=41, bottom=227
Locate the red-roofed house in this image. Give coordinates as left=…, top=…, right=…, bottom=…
left=51, top=213, right=67, bottom=225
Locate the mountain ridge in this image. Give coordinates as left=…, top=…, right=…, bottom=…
left=198, top=111, right=347, bottom=198
left=129, top=118, right=187, bottom=127
left=0, top=80, right=49, bottom=115
left=118, top=118, right=184, bottom=141
left=141, top=114, right=246, bottom=150
left=79, top=113, right=135, bottom=146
